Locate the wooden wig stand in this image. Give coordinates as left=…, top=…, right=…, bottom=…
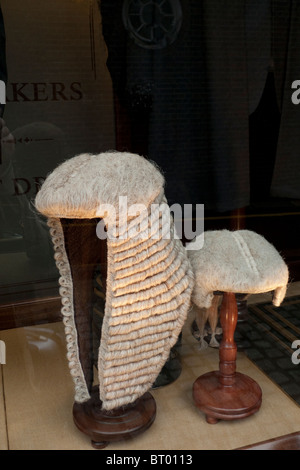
left=193, top=292, right=262, bottom=424
left=61, top=219, right=156, bottom=449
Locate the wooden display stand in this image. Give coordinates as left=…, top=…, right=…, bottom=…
left=73, top=386, right=156, bottom=449
left=193, top=292, right=262, bottom=423
left=61, top=218, right=156, bottom=448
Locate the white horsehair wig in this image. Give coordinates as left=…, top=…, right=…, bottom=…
left=35, top=151, right=194, bottom=410
left=187, top=229, right=289, bottom=310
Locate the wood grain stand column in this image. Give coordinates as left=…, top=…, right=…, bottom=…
left=193, top=292, right=262, bottom=424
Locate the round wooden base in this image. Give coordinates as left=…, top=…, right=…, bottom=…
left=193, top=371, right=262, bottom=423
left=73, top=386, right=156, bottom=449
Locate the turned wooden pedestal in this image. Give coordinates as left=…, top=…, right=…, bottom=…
left=61, top=218, right=156, bottom=448
left=193, top=292, right=262, bottom=423
left=73, top=385, right=156, bottom=449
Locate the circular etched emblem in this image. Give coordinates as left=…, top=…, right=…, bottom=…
left=123, top=0, right=182, bottom=49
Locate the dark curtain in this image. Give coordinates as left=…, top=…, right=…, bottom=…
left=100, top=0, right=299, bottom=211
left=270, top=0, right=300, bottom=199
